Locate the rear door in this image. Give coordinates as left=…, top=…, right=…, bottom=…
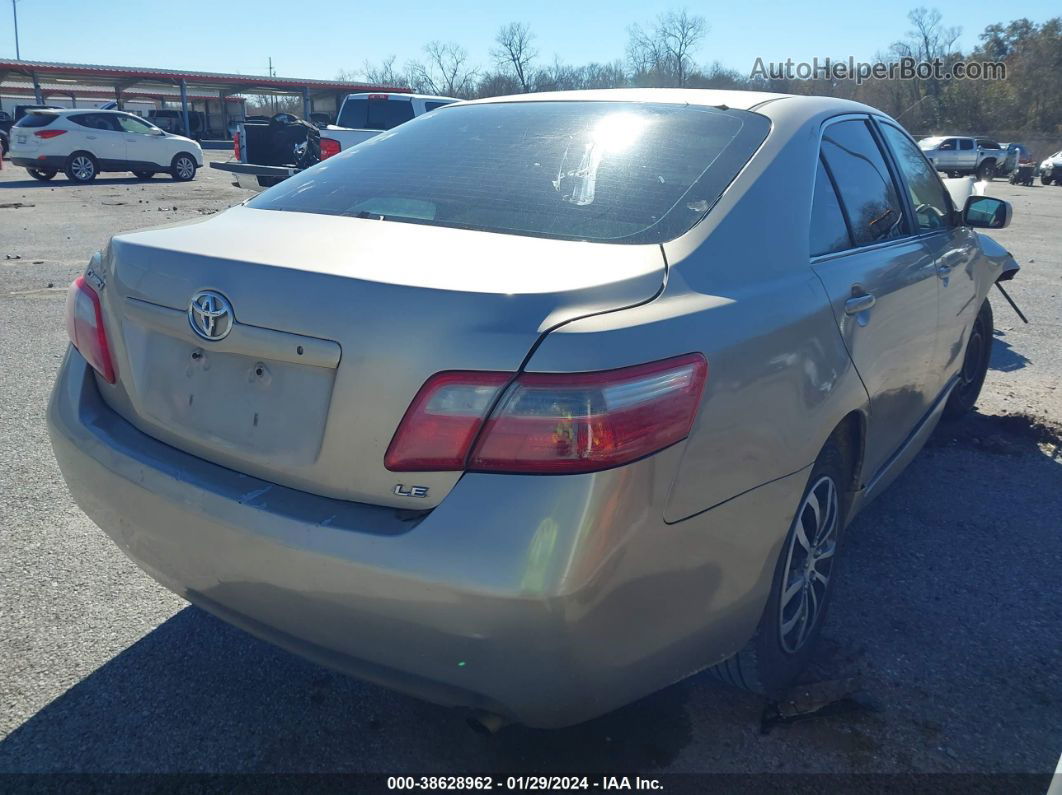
left=810, top=116, right=940, bottom=479
left=69, top=113, right=126, bottom=166
left=957, top=138, right=976, bottom=170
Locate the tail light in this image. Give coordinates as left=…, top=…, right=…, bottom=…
left=385, top=354, right=707, bottom=474
left=65, top=276, right=116, bottom=384
left=233, top=131, right=241, bottom=161
left=320, top=137, right=340, bottom=160
left=34, top=129, right=66, bottom=139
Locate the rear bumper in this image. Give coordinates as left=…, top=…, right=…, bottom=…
left=11, top=155, right=63, bottom=170
left=48, top=349, right=808, bottom=727
left=210, top=161, right=293, bottom=191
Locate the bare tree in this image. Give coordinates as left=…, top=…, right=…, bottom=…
left=492, top=22, right=538, bottom=92
left=407, top=41, right=479, bottom=98
left=627, top=9, right=707, bottom=87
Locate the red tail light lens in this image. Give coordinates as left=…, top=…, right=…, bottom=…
left=385, top=372, right=512, bottom=471
left=320, top=137, right=340, bottom=160
left=386, top=354, right=707, bottom=475
left=64, top=276, right=116, bottom=384
left=471, top=354, right=707, bottom=473
left=233, top=131, right=241, bottom=160
left=34, top=129, right=67, bottom=139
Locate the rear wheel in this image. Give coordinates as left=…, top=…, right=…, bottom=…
left=943, top=300, right=993, bottom=420
left=132, top=170, right=155, bottom=179
left=1043, top=174, right=1055, bottom=186
left=27, top=167, right=57, bottom=181
left=976, top=161, right=996, bottom=181
left=64, top=152, right=98, bottom=183
left=171, top=153, right=197, bottom=181
left=708, top=441, right=847, bottom=696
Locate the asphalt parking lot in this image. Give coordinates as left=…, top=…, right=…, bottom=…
left=0, top=153, right=1059, bottom=778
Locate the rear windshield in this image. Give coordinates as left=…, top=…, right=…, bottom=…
left=14, top=113, right=57, bottom=128
left=248, top=101, right=771, bottom=244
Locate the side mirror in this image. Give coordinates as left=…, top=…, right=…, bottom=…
left=152, top=128, right=166, bottom=135
left=963, top=196, right=1012, bottom=229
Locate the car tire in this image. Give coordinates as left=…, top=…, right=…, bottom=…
left=64, top=152, right=98, bottom=183
left=943, top=299, right=993, bottom=421
left=170, top=153, right=197, bottom=182
left=27, top=167, right=57, bottom=181
left=708, top=440, right=848, bottom=697
left=976, top=162, right=996, bottom=181
left=132, top=170, right=155, bottom=179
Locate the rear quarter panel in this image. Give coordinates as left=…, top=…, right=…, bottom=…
left=528, top=101, right=872, bottom=521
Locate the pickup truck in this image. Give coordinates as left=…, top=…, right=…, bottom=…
left=918, top=136, right=1004, bottom=180
left=212, top=92, right=457, bottom=191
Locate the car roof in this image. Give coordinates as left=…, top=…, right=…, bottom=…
left=344, top=92, right=458, bottom=102
left=26, top=108, right=129, bottom=116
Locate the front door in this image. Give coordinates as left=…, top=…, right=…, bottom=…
left=877, top=121, right=982, bottom=399
left=117, top=113, right=165, bottom=169
left=810, top=117, right=940, bottom=480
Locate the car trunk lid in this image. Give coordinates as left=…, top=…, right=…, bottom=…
left=95, top=206, right=666, bottom=508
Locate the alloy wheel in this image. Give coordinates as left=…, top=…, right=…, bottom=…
left=778, top=475, right=839, bottom=654
left=70, top=156, right=95, bottom=181
left=175, top=157, right=195, bottom=179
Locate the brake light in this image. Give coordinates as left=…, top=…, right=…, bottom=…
left=34, top=129, right=66, bottom=139
left=64, top=276, right=116, bottom=384
left=233, top=131, right=241, bottom=160
left=385, top=372, right=511, bottom=470
left=368, top=94, right=389, bottom=100
left=320, top=137, right=340, bottom=160
left=386, top=354, right=707, bottom=474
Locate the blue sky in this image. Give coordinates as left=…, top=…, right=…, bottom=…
left=3, top=0, right=1057, bottom=80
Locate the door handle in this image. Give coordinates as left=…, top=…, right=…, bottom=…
left=844, top=293, right=876, bottom=315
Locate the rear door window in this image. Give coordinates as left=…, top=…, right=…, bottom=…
left=14, top=113, right=57, bottom=128
left=820, top=119, right=906, bottom=246
left=337, top=99, right=367, bottom=128
left=424, top=101, right=451, bottom=113
left=958, top=139, right=973, bottom=151
left=366, top=99, right=415, bottom=130
left=810, top=157, right=852, bottom=256
left=249, top=101, right=771, bottom=244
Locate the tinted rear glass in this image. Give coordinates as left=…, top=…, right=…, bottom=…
left=366, top=99, right=415, bottom=130
left=249, top=101, right=770, bottom=244
left=14, top=113, right=57, bottom=128
left=337, top=99, right=367, bottom=128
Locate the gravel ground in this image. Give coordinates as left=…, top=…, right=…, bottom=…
left=0, top=157, right=1059, bottom=778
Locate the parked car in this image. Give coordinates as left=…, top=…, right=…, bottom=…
left=48, top=89, right=1018, bottom=729
left=8, top=109, right=203, bottom=183
left=212, top=113, right=320, bottom=190
left=320, top=92, right=458, bottom=158
left=215, top=94, right=458, bottom=191
left=918, top=135, right=1003, bottom=180
left=999, top=142, right=1031, bottom=174
left=146, top=109, right=208, bottom=140
left=1039, top=150, right=1062, bottom=184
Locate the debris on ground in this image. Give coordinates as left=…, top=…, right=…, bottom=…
left=760, top=677, right=875, bottom=734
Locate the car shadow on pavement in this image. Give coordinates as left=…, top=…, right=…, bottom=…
left=0, top=177, right=162, bottom=189
left=1, top=411, right=1057, bottom=774
left=990, top=330, right=1031, bottom=372
left=0, top=605, right=696, bottom=774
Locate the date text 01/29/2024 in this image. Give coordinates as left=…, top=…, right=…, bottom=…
left=386, top=776, right=664, bottom=791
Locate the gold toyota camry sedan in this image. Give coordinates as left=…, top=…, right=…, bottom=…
left=49, top=88, right=1018, bottom=728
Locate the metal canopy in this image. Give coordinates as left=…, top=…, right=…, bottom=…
left=0, top=59, right=408, bottom=136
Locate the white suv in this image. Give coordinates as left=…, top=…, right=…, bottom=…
left=8, top=109, right=203, bottom=183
